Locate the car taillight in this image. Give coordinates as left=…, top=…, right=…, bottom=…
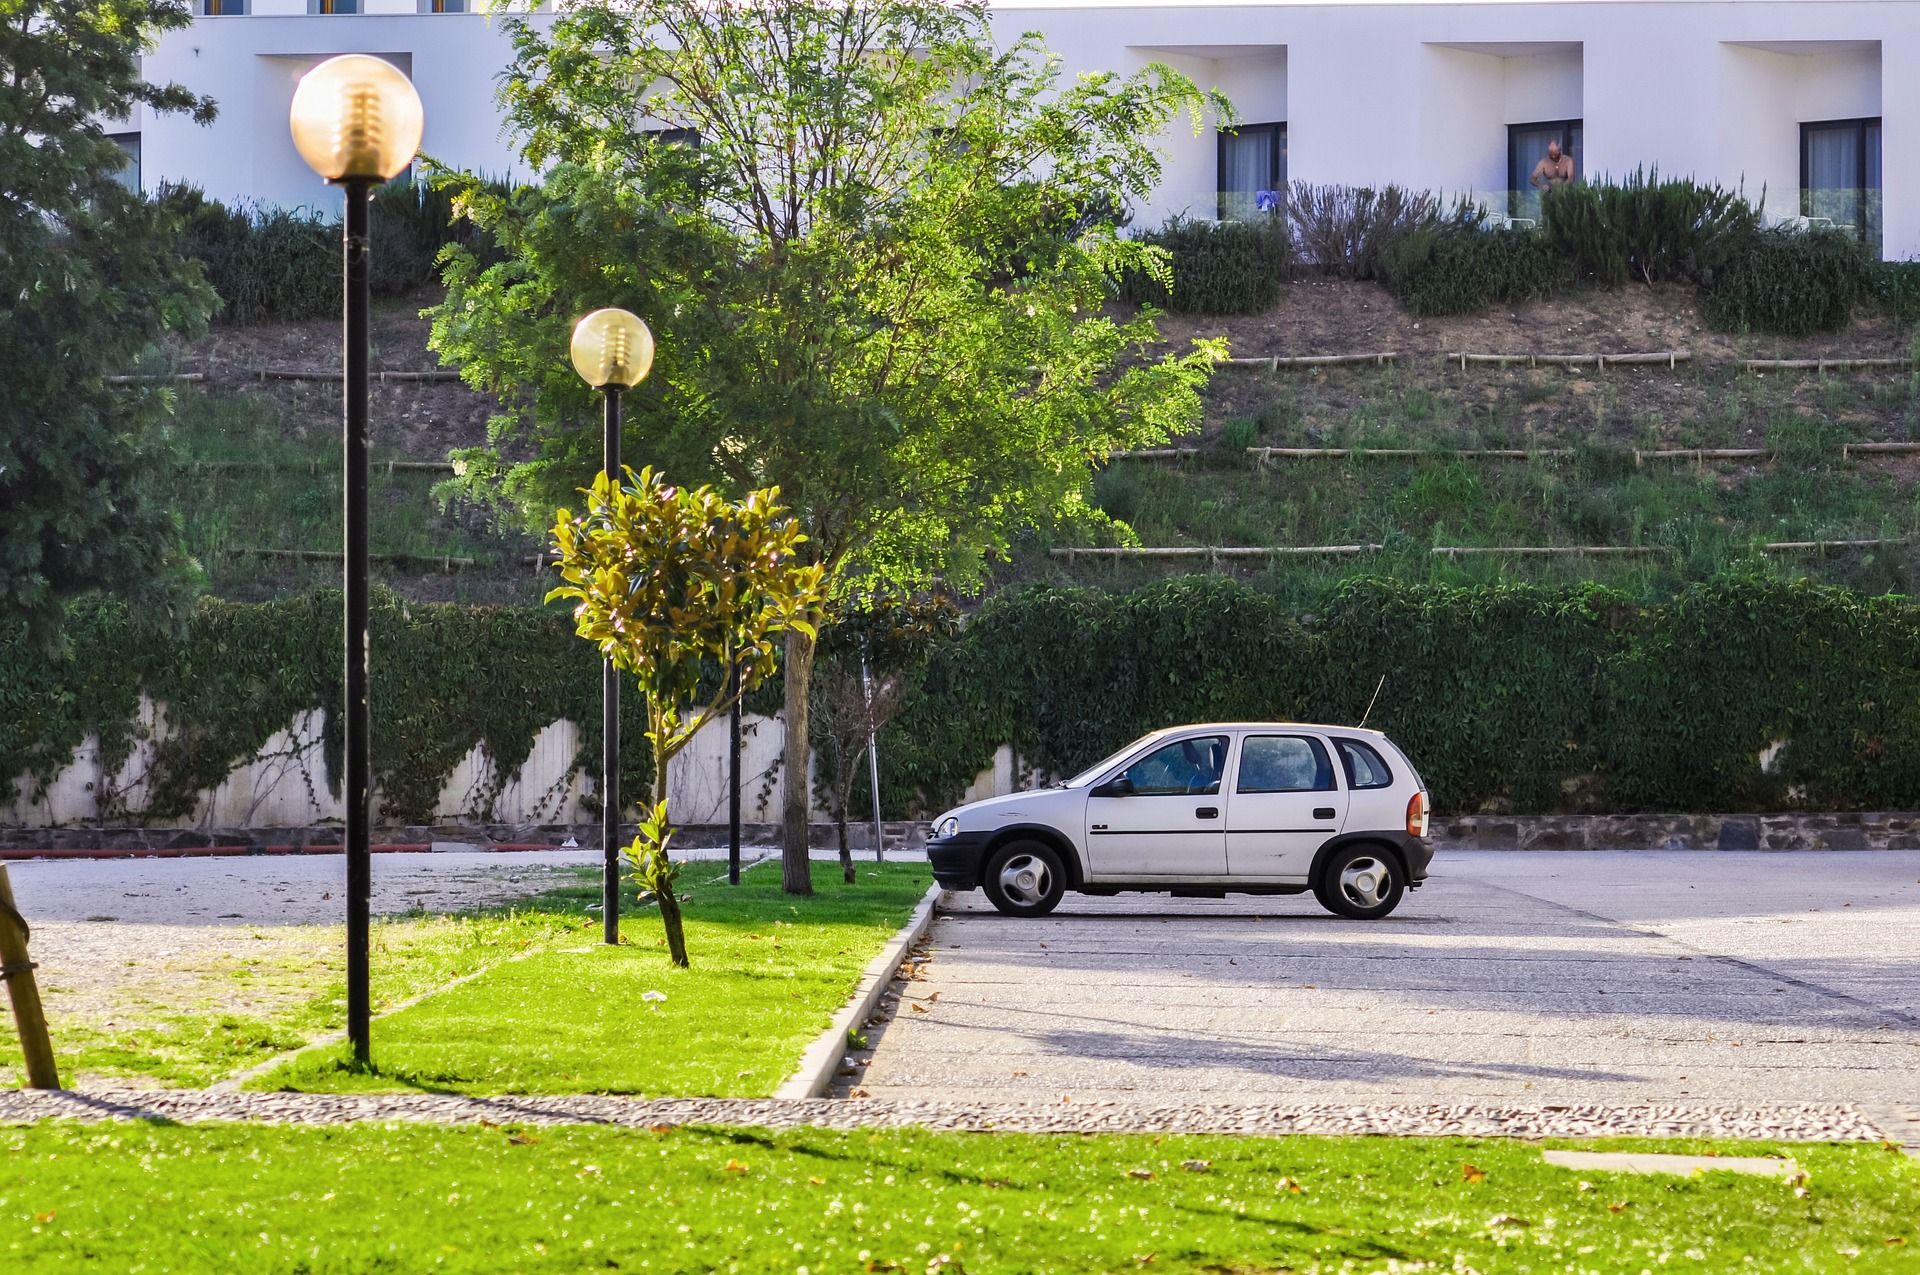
left=1405, top=791, right=1429, bottom=838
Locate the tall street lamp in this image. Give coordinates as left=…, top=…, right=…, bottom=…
left=569, top=308, right=656, bottom=945
left=289, top=54, right=423, bottom=1066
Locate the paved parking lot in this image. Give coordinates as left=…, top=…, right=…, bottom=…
left=853, top=852, right=1920, bottom=1116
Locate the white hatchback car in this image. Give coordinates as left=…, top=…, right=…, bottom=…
left=928, top=723, right=1431, bottom=919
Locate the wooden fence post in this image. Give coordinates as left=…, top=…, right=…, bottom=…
left=0, top=865, right=60, bottom=1090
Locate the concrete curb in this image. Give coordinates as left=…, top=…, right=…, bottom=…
left=775, top=883, right=945, bottom=1100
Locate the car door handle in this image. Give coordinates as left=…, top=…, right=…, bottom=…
left=1314, top=807, right=1336, bottom=820
left=1196, top=806, right=1219, bottom=819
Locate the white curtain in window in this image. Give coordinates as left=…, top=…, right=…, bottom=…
left=1221, top=129, right=1273, bottom=196
left=1804, top=124, right=1861, bottom=230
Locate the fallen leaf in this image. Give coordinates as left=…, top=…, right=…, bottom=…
left=1461, top=1163, right=1487, bottom=1185
left=1488, top=1214, right=1531, bottom=1228
left=1181, top=1160, right=1212, bottom=1173
left=911, top=1003, right=928, bottom=1013
left=1278, top=1177, right=1304, bottom=1195
left=507, top=1132, right=541, bottom=1146
left=35, top=1210, right=54, bottom=1224
left=647, top=1123, right=675, bottom=1134
left=1608, top=1201, right=1631, bottom=1214
left=578, top=1164, right=600, bottom=1177
left=1887, top=1237, right=1909, bottom=1247
left=1128, top=1168, right=1155, bottom=1180
left=807, top=1176, right=825, bottom=1186
left=1577, top=1180, right=1594, bottom=1192
left=723, top=1159, right=750, bottom=1175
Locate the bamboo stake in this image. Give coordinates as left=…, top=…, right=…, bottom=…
left=1742, top=357, right=1911, bottom=371
left=104, top=372, right=208, bottom=385
left=1447, top=351, right=1689, bottom=369
left=249, top=367, right=463, bottom=384
left=1215, top=352, right=1399, bottom=370
left=0, top=865, right=60, bottom=1090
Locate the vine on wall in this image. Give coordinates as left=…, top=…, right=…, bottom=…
left=6, top=577, right=1917, bottom=825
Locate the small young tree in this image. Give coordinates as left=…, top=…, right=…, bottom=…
left=810, top=597, right=959, bottom=882
left=547, top=468, right=826, bottom=966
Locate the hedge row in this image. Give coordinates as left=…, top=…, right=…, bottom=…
left=7, top=578, right=1918, bottom=825
left=160, top=181, right=492, bottom=324
left=881, top=575, right=1920, bottom=817
left=1130, top=175, right=1901, bottom=335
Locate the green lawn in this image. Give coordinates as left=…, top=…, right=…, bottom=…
left=1, top=870, right=604, bottom=1089
left=4, top=1122, right=1914, bottom=1273
left=254, top=861, right=931, bottom=1096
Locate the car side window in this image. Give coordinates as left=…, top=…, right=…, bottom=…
left=1236, top=735, right=1335, bottom=794
left=1336, top=739, right=1394, bottom=790
left=1118, top=735, right=1229, bottom=796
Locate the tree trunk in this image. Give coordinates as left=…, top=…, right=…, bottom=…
left=652, top=732, right=690, bottom=969
left=781, top=625, right=816, bottom=895
left=836, top=806, right=854, bottom=885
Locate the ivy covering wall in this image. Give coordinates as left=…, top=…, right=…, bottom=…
left=5, top=577, right=1918, bottom=824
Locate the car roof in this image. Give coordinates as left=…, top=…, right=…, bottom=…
left=1167, top=722, right=1392, bottom=740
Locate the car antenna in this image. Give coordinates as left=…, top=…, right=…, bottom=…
left=1356, top=674, right=1386, bottom=728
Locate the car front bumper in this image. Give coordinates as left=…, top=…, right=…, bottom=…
left=927, top=831, right=993, bottom=890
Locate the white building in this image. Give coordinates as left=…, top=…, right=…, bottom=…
left=124, top=1, right=1907, bottom=256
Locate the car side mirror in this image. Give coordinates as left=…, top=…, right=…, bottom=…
left=1095, top=775, right=1134, bottom=798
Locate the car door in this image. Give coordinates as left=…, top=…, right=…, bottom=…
left=1225, top=733, right=1347, bottom=880
left=1084, top=732, right=1231, bottom=877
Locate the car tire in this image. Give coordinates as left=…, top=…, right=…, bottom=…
left=1314, top=843, right=1406, bottom=920
left=981, top=840, right=1067, bottom=918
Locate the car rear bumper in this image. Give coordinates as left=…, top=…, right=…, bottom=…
left=928, top=832, right=993, bottom=889
left=1395, top=832, right=1435, bottom=882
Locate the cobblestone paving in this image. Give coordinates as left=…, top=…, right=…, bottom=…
left=0, top=1088, right=1895, bottom=1143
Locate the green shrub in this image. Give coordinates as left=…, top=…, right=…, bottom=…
left=1378, top=224, right=1563, bottom=316
left=162, top=179, right=494, bottom=324
left=1122, top=215, right=1289, bottom=314
left=1871, top=261, right=1920, bottom=324
left=1222, top=417, right=1260, bottom=450
left=1701, top=228, right=1874, bottom=335
left=1285, top=182, right=1438, bottom=280
left=881, top=575, right=1920, bottom=817
left=1541, top=169, right=1758, bottom=286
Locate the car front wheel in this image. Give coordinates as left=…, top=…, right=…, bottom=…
left=1314, top=844, right=1406, bottom=920
left=982, top=840, right=1067, bottom=917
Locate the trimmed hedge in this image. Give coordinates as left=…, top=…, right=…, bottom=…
left=9, top=579, right=1917, bottom=825
left=1702, top=228, right=1876, bottom=336
left=162, top=180, right=489, bottom=324
left=1379, top=224, right=1564, bottom=317
left=880, top=575, right=1920, bottom=818
left=1121, top=215, right=1289, bottom=314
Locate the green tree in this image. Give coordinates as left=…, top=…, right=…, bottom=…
left=547, top=467, right=827, bottom=966
left=0, top=1, right=217, bottom=640
left=428, top=0, right=1223, bottom=893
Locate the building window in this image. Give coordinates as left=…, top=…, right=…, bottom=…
left=1217, top=122, right=1285, bottom=221
left=1509, top=119, right=1581, bottom=220
left=201, top=0, right=248, bottom=13
left=1802, top=118, right=1881, bottom=248
left=107, top=132, right=140, bottom=193
left=421, top=0, right=468, bottom=10
left=310, top=0, right=359, bottom=12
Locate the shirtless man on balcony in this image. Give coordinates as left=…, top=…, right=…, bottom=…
left=1530, top=139, right=1575, bottom=190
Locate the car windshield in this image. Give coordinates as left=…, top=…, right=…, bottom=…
left=1061, top=730, right=1169, bottom=788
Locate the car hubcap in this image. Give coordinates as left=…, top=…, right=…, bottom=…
left=1339, top=856, right=1390, bottom=909
left=999, top=854, right=1051, bottom=907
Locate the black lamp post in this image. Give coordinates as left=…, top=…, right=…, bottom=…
left=569, top=308, right=656, bottom=944
left=289, top=54, right=423, bottom=1066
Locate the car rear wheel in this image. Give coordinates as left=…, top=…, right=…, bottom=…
left=1314, top=844, right=1405, bottom=920
left=982, top=840, right=1066, bottom=917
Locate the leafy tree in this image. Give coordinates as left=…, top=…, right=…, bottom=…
left=810, top=596, right=959, bottom=882
left=546, top=467, right=826, bottom=966
left=0, top=1, right=217, bottom=640
left=428, top=0, right=1223, bottom=892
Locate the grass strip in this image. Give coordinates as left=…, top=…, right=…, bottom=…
left=0, top=868, right=604, bottom=1089
left=253, top=861, right=932, bottom=1097
left=3, top=1122, right=1914, bottom=1273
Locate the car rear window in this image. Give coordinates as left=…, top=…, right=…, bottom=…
left=1336, top=738, right=1394, bottom=789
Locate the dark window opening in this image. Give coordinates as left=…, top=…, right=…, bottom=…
left=1802, top=117, right=1881, bottom=248
left=1509, top=118, right=1582, bottom=220
left=107, top=132, right=140, bottom=193
left=1217, top=121, right=1286, bottom=221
